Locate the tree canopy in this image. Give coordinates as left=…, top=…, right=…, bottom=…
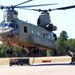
left=56, top=30, right=75, bottom=56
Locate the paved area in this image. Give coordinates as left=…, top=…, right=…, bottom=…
left=0, top=62, right=75, bottom=75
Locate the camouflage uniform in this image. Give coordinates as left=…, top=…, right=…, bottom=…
left=68, top=51, right=75, bottom=64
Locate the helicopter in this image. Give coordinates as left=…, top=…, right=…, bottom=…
left=0, top=0, right=75, bottom=56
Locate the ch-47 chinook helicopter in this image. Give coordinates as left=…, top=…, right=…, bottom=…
left=0, top=0, right=75, bottom=56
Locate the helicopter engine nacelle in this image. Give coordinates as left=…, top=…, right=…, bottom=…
left=53, top=26, right=57, bottom=31
left=46, top=23, right=53, bottom=31
left=46, top=23, right=57, bottom=31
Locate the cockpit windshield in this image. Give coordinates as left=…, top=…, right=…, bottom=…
left=3, top=23, right=8, bottom=27
left=0, top=21, right=20, bottom=34
left=0, top=23, right=8, bottom=27
left=9, top=23, right=15, bottom=28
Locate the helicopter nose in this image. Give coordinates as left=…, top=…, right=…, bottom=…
left=0, top=27, right=14, bottom=35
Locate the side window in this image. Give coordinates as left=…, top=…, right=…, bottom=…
left=38, top=32, right=40, bottom=36
left=43, top=34, right=46, bottom=38
left=24, top=26, right=27, bottom=33
left=49, top=35, right=50, bottom=39
left=15, top=24, right=18, bottom=29
left=32, top=30, right=34, bottom=34
left=51, top=33, right=54, bottom=41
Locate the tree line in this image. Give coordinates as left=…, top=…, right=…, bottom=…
left=56, top=30, right=75, bottom=56
left=0, top=30, right=75, bottom=57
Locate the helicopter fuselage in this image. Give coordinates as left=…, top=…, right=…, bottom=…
left=0, top=19, right=56, bottom=50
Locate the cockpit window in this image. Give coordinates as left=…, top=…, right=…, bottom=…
left=9, top=22, right=19, bottom=30
left=9, top=23, right=15, bottom=28
left=3, top=23, right=8, bottom=27
left=0, top=21, right=19, bottom=31
left=0, top=23, right=8, bottom=27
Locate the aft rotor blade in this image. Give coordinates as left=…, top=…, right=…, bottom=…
left=53, top=5, right=75, bottom=10
left=25, top=9, right=52, bottom=12
left=17, top=3, right=57, bottom=8
left=14, top=0, right=33, bottom=7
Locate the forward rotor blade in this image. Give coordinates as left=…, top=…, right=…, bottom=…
left=0, top=5, right=7, bottom=9
left=17, top=3, right=57, bottom=8
left=0, top=0, right=33, bottom=10
left=14, top=0, right=33, bottom=7
left=53, top=5, right=75, bottom=10
left=25, top=9, right=42, bottom=11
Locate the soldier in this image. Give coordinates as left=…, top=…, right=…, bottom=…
left=68, top=50, right=75, bottom=64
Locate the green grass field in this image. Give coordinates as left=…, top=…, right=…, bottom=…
left=0, top=56, right=71, bottom=65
